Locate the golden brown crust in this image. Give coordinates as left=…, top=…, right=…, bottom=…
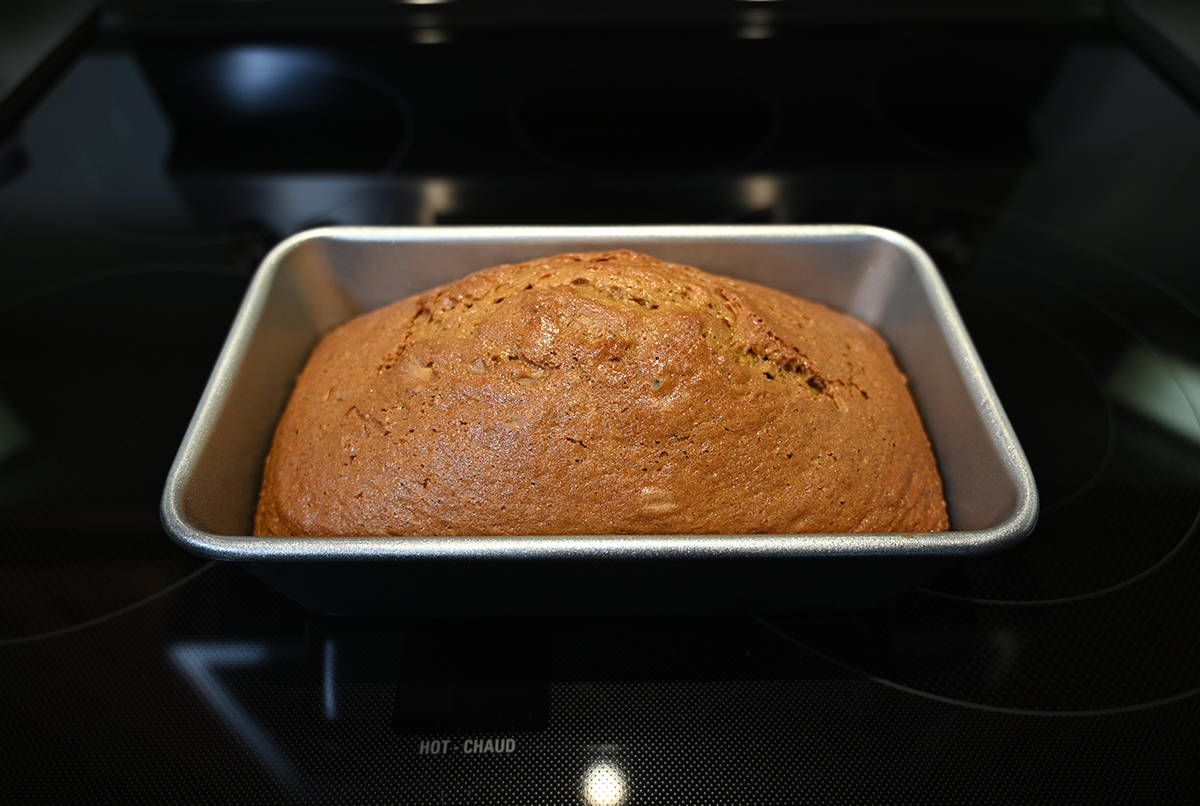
left=254, top=250, right=949, bottom=536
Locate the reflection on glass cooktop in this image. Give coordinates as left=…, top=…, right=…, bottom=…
left=1, top=15, right=1199, bottom=804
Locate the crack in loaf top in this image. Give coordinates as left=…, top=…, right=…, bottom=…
left=255, top=249, right=949, bottom=536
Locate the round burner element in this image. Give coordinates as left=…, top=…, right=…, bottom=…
left=926, top=228, right=1200, bottom=606
left=82, top=47, right=413, bottom=243
left=954, top=291, right=1115, bottom=511
left=867, top=36, right=1060, bottom=162
left=512, top=60, right=778, bottom=174
left=0, top=268, right=246, bottom=640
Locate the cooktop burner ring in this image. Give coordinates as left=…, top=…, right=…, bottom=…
left=754, top=615, right=1200, bottom=717
left=916, top=515, right=1198, bottom=607
left=921, top=249, right=1200, bottom=605
left=0, top=266, right=247, bottom=642
left=508, top=60, right=781, bottom=176
left=923, top=275, right=1200, bottom=605
left=954, top=287, right=1119, bottom=514
left=860, top=198, right=1200, bottom=606
left=79, top=48, right=415, bottom=246
left=0, top=562, right=214, bottom=648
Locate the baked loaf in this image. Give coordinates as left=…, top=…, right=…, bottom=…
left=255, top=250, right=949, bottom=536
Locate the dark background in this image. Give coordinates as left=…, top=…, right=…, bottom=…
left=1, top=1, right=1199, bottom=803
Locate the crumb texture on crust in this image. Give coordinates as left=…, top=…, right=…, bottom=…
left=254, top=250, right=949, bottom=536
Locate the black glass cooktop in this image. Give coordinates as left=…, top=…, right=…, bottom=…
left=2, top=7, right=1199, bottom=804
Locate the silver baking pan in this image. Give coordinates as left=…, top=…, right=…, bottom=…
left=161, top=225, right=1037, bottom=615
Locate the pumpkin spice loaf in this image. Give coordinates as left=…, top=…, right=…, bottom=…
left=254, top=250, right=948, bottom=536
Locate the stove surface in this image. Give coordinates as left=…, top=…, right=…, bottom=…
left=1, top=10, right=1198, bottom=804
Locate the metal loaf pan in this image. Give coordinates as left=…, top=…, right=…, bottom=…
left=162, top=225, right=1038, bottom=616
